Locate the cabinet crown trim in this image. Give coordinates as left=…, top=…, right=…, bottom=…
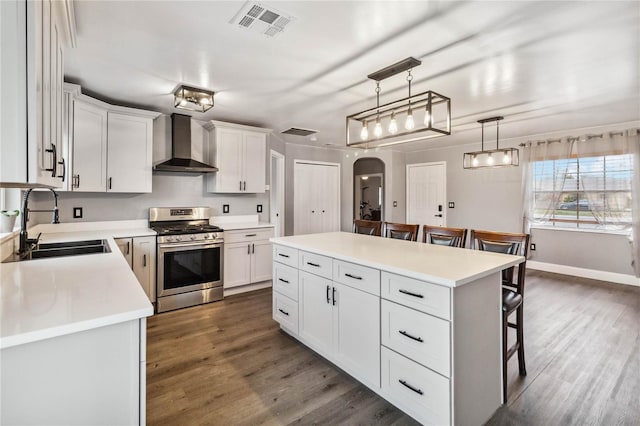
left=67, top=87, right=161, bottom=119
left=204, top=120, right=272, bottom=133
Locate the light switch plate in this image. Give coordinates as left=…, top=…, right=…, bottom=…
left=393, top=201, right=398, bottom=207
left=257, top=204, right=263, bottom=213
left=448, top=202, right=455, bottom=208
left=530, top=243, right=536, bottom=251
left=222, top=204, right=230, bottom=214
left=73, top=207, right=83, bottom=219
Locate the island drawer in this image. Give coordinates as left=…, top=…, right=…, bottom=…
left=333, top=260, right=380, bottom=296
left=273, top=245, right=298, bottom=268
left=225, top=228, right=274, bottom=243
left=381, top=299, right=450, bottom=377
left=273, top=292, right=298, bottom=335
left=299, top=251, right=332, bottom=279
left=381, top=272, right=451, bottom=320
left=381, top=346, right=450, bottom=426
left=273, top=263, right=299, bottom=301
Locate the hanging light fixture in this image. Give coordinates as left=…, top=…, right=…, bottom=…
left=174, top=85, right=215, bottom=113
left=463, top=116, right=519, bottom=169
left=346, top=57, right=451, bottom=148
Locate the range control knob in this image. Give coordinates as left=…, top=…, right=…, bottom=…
left=175, top=236, right=182, bottom=242
left=166, top=236, right=174, bottom=242
left=190, top=235, right=196, bottom=241
left=204, top=234, right=210, bottom=239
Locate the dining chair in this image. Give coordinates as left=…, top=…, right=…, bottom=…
left=381, top=222, right=419, bottom=241
left=422, top=225, right=467, bottom=248
left=352, top=219, right=382, bottom=236
left=470, top=229, right=530, bottom=403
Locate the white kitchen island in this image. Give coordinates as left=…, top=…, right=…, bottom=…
left=0, top=223, right=154, bottom=425
left=271, top=232, right=524, bottom=426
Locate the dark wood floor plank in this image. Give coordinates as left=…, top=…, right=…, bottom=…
left=147, top=271, right=640, bottom=425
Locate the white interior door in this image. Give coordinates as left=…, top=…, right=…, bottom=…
left=294, top=161, right=340, bottom=235
left=270, top=151, right=285, bottom=237
left=319, top=164, right=340, bottom=233
left=407, top=162, right=446, bottom=227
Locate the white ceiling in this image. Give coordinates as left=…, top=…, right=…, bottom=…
left=66, top=1, right=640, bottom=152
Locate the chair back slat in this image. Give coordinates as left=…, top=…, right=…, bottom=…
left=352, top=220, right=382, bottom=236
left=381, top=222, right=419, bottom=241
left=422, top=225, right=467, bottom=248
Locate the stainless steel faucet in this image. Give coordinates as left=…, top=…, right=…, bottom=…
left=19, top=188, right=59, bottom=257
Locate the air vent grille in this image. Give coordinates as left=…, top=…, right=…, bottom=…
left=230, top=2, right=295, bottom=37
left=281, top=128, right=318, bottom=137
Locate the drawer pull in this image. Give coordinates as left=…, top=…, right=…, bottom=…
left=307, top=262, right=320, bottom=267
left=345, top=273, right=363, bottom=280
left=245, top=234, right=257, bottom=237
left=278, top=253, right=290, bottom=258
left=278, top=308, right=289, bottom=316
left=278, top=278, right=290, bottom=284
left=399, top=289, right=424, bottom=299
left=399, top=330, right=424, bottom=343
left=399, top=379, right=423, bottom=395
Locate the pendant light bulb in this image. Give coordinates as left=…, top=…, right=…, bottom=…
left=487, top=152, right=494, bottom=166
left=388, top=112, right=398, bottom=134
left=502, top=151, right=510, bottom=164
left=423, top=107, right=431, bottom=127
left=374, top=117, right=383, bottom=138
left=472, top=155, right=478, bottom=167
left=360, top=122, right=369, bottom=141
left=405, top=108, right=415, bottom=130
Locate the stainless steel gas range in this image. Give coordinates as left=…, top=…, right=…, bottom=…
left=149, top=207, right=224, bottom=313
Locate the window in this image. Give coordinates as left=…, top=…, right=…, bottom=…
left=531, top=153, right=633, bottom=231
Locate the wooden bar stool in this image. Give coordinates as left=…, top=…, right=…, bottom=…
left=470, top=229, right=530, bottom=403
left=352, top=219, right=382, bottom=236
left=381, top=222, right=419, bottom=241
left=422, top=225, right=467, bottom=248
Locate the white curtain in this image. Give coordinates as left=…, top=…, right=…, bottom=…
left=521, top=139, right=575, bottom=231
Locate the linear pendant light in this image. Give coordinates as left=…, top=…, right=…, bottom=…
left=346, top=57, right=451, bottom=149
left=463, top=116, right=519, bottom=169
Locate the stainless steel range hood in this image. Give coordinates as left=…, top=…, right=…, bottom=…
left=154, top=113, right=218, bottom=173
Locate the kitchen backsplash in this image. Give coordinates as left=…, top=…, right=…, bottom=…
left=28, top=173, right=270, bottom=224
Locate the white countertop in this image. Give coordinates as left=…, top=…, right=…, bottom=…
left=211, top=214, right=274, bottom=231
left=1, top=222, right=155, bottom=349
left=270, top=232, right=524, bottom=287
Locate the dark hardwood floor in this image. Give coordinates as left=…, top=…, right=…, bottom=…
left=146, top=271, right=640, bottom=425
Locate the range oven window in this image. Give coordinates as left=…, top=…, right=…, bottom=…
left=163, top=246, right=221, bottom=290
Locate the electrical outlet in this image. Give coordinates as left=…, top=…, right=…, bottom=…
left=73, top=207, right=83, bottom=219
left=222, top=204, right=230, bottom=214
left=393, top=201, right=398, bottom=207
left=530, top=243, right=536, bottom=251
left=448, top=202, right=455, bottom=208
left=257, top=204, right=263, bottom=213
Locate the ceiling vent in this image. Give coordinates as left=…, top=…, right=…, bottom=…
left=230, top=2, right=295, bottom=37
left=281, top=128, right=318, bottom=137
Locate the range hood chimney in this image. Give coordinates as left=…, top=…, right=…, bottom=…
left=153, top=113, right=218, bottom=173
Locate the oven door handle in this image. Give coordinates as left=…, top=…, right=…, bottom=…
left=158, top=242, right=223, bottom=250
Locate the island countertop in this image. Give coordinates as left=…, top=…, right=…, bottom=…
left=270, top=232, right=524, bottom=287
left=0, top=222, right=155, bottom=349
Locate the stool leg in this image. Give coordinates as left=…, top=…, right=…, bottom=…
left=517, top=304, right=527, bottom=376
left=503, top=311, right=508, bottom=403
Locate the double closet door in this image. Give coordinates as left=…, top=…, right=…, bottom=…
left=294, top=161, right=340, bottom=235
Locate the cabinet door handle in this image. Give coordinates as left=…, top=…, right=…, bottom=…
left=108, top=177, right=112, bottom=190
left=345, top=273, right=362, bottom=280
left=332, top=287, right=336, bottom=306
left=58, top=158, right=65, bottom=181
left=143, top=254, right=147, bottom=267
left=278, top=308, right=289, bottom=316
left=278, top=253, right=289, bottom=258
left=126, top=241, right=130, bottom=255
left=326, top=285, right=330, bottom=304
left=245, top=234, right=257, bottom=237
left=434, top=214, right=443, bottom=217
left=247, top=244, right=251, bottom=254
left=77, top=174, right=80, bottom=188
left=252, top=243, right=255, bottom=254
left=399, top=330, right=424, bottom=343
left=306, top=262, right=320, bottom=267
left=240, top=181, right=242, bottom=191
left=278, top=278, right=289, bottom=284
left=243, top=181, right=246, bottom=191
left=399, top=380, right=423, bottom=395
left=399, top=289, right=424, bottom=299
left=45, top=143, right=57, bottom=177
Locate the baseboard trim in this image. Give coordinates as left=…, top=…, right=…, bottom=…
left=527, top=261, right=640, bottom=287
left=224, top=281, right=272, bottom=297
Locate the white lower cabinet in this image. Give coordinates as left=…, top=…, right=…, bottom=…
left=299, top=271, right=334, bottom=355
left=114, top=236, right=155, bottom=302
left=223, top=228, right=274, bottom=290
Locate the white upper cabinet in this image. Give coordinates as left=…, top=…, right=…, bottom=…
left=72, top=100, right=107, bottom=192
left=64, top=85, right=159, bottom=193
left=205, top=121, right=271, bottom=193
left=107, top=112, right=153, bottom=193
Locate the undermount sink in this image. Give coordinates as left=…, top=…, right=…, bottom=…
left=3, top=239, right=112, bottom=263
